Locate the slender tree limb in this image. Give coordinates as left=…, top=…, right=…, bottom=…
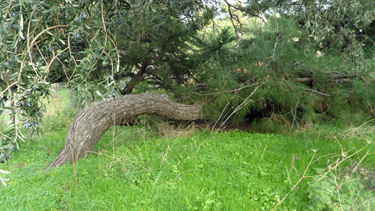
left=224, top=0, right=266, bottom=23
left=122, top=60, right=149, bottom=95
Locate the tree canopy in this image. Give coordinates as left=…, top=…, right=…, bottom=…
left=1, top=0, right=375, bottom=162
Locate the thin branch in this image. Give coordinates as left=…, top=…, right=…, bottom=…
left=19, top=25, right=69, bottom=82
left=44, top=47, right=69, bottom=80
left=223, top=0, right=266, bottom=23
left=0, top=81, right=18, bottom=97
left=299, top=87, right=331, bottom=97
left=195, top=83, right=260, bottom=96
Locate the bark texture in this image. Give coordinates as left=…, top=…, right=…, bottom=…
left=46, top=92, right=201, bottom=169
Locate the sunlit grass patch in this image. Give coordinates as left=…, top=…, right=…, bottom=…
left=1, top=124, right=374, bottom=210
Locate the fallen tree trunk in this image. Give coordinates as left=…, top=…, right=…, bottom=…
left=296, top=77, right=350, bottom=83
left=46, top=92, right=201, bottom=169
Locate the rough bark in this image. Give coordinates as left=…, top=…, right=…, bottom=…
left=46, top=92, right=201, bottom=169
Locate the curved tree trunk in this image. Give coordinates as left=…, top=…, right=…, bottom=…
left=46, top=92, right=200, bottom=169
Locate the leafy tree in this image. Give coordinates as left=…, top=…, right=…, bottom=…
left=0, top=0, right=213, bottom=162
left=194, top=0, right=375, bottom=131
left=0, top=0, right=374, bottom=171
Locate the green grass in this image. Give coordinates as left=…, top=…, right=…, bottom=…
left=0, top=90, right=375, bottom=210
left=43, top=88, right=71, bottom=116
left=1, top=125, right=374, bottom=210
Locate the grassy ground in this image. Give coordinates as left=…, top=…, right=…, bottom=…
left=0, top=90, right=374, bottom=210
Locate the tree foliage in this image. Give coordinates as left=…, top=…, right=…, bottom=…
left=0, top=0, right=213, bottom=161
left=0, top=0, right=375, bottom=166
left=193, top=0, right=375, bottom=131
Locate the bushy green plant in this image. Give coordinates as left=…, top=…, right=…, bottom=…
left=193, top=15, right=375, bottom=132
left=306, top=168, right=375, bottom=210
